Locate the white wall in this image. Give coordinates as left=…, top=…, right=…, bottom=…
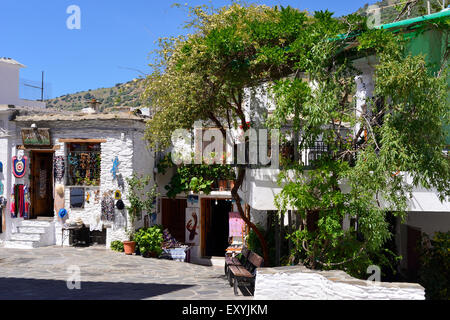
left=0, top=62, right=21, bottom=106
left=254, top=266, right=425, bottom=300
left=6, top=119, right=152, bottom=248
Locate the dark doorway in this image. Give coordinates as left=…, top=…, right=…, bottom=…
left=204, top=199, right=232, bottom=257
left=407, top=225, right=422, bottom=281
left=31, top=152, right=54, bottom=218
left=161, top=198, right=187, bottom=243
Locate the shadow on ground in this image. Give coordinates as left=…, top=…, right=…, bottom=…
left=0, top=278, right=194, bottom=300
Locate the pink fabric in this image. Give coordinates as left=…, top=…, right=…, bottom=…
left=229, top=212, right=245, bottom=237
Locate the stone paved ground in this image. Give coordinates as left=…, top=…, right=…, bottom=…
left=0, top=246, right=253, bottom=300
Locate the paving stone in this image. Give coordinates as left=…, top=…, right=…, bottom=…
left=0, top=246, right=251, bottom=300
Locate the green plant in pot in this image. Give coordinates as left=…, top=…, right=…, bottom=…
left=123, top=229, right=137, bottom=255
left=134, top=226, right=164, bottom=258
left=123, top=173, right=160, bottom=255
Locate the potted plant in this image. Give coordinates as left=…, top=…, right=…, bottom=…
left=134, top=226, right=164, bottom=258
left=124, top=173, right=160, bottom=255
left=123, top=229, right=137, bottom=255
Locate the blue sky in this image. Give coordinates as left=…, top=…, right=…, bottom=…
left=0, top=1, right=374, bottom=98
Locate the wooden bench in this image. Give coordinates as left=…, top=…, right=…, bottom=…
left=225, top=246, right=250, bottom=278
left=228, top=250, right=264, bottom=296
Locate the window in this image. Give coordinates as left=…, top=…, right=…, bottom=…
left=66, top=143, right=101, bottom=186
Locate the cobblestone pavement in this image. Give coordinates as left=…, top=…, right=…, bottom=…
left=0, top=246, right=253, bottom=300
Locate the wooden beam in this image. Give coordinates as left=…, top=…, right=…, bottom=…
left=17, top=145, right=60, bottom=151
left=58, top=138, right=107, bottom=143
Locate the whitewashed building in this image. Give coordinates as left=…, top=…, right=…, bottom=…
left=0, top=109, right=154, bottom=249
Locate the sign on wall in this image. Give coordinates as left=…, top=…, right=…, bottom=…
left=21, top=128, right=51, bottom=146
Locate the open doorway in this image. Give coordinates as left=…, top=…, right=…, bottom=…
left=31, top=152, right=54, bottom=218
left=202, top=199, right=232, bottom=257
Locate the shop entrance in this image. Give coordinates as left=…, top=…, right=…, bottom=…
left=31, top=152, right=54, bottom=218
left=201, top=199, right=232, bottom=257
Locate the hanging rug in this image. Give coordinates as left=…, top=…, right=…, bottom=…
left=12, top=156, right=27, bottom=178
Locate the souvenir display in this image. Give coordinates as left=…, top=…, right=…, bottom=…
left=12, top=156, right=27, bottom=178
left=54, top=184, right=65, bottom=214
left=53, top=156, right=65, bottom=182
left=70, top=188, right=85, bottom=208
left=94, top=190, right=100, bottom=204
left=101, top=194, right=115, bottom=222
left=67, top=152, right=100, bottom=186
left=117, top=173, right=125, bottom=190
left=229, top=212, right=245, bottom=237
left=58, top=208, right=68, bottom=219
left=116, top=199, right=125, bottom=210
left=10, top=184, right=30, bottom=219
left=39, top=168, right=47, bottom=199
left=110, top=157, right=119, bottom=180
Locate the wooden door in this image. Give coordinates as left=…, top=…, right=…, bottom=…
left=161, top=198, right=187, bottom=243
left=32, top=152, right=54, bottom=218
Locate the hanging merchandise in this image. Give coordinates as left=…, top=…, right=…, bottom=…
left=58, top=208, right=68, bottom=219
left=110, top=157, right=119, bottom=180
left=0, top=180, right=3, bottom=196
left=10, top=184, right=27, bottom=218
left=101, top=194, right=115, bottom=222
left=117, top=174, right=125, bottom=190
left=24, top=185, right=30, bottom=219
left=116, top=199, right=125, bottom=210
left=94, top=190, right=100, bottom=204
left=10, top=187, right=16, bottom=218
left=0, top=196, right=7, bottom=234
left=0, top=161, right=3, bottom=173
left=53, top=156, right=65, bottom=182
left=39, top=168, right=47, bottom=199
left=12, top=156, right=27, bottom=178
left=229, top=212, right=245, bottom=237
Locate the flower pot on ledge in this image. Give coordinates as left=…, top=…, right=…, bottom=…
left=123, top=241, right=136, bottom=255
left=218, top=180, right=227, bottom=191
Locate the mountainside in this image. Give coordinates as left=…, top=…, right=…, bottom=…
left=45, top=78, right=147, bottom=112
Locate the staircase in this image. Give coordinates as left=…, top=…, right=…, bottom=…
left=4, top=218, right=55, bottom=249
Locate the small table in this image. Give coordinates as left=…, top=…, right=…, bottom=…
left=61, top=224, right=84, bottom=247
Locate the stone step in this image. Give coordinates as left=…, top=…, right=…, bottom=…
left=4, top=240, right=39, bottom=249
left=10, top=233, right=42, bottom=242
left=21, top=220, right=52, bottom=228
left=18, top=226, right=47, bottom=234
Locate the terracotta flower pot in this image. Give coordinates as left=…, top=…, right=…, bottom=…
left=228, top=180, right=235, bottom=190
left=123, top=241, right=136, bottom=255
left=219, top=180, right=227, bottom=191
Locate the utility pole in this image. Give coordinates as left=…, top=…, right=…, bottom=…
left=41, top=71, right=44, bottom=101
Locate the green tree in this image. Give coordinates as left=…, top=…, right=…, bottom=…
left=270, top=25, right=449, bottom=276
left=142, top=3, right=449, bottom=271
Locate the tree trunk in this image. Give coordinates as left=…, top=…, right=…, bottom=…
left=231, top=166, right=270, bottom=266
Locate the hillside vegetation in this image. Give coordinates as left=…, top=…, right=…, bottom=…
left=45, top=78, right=146, bottom=111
